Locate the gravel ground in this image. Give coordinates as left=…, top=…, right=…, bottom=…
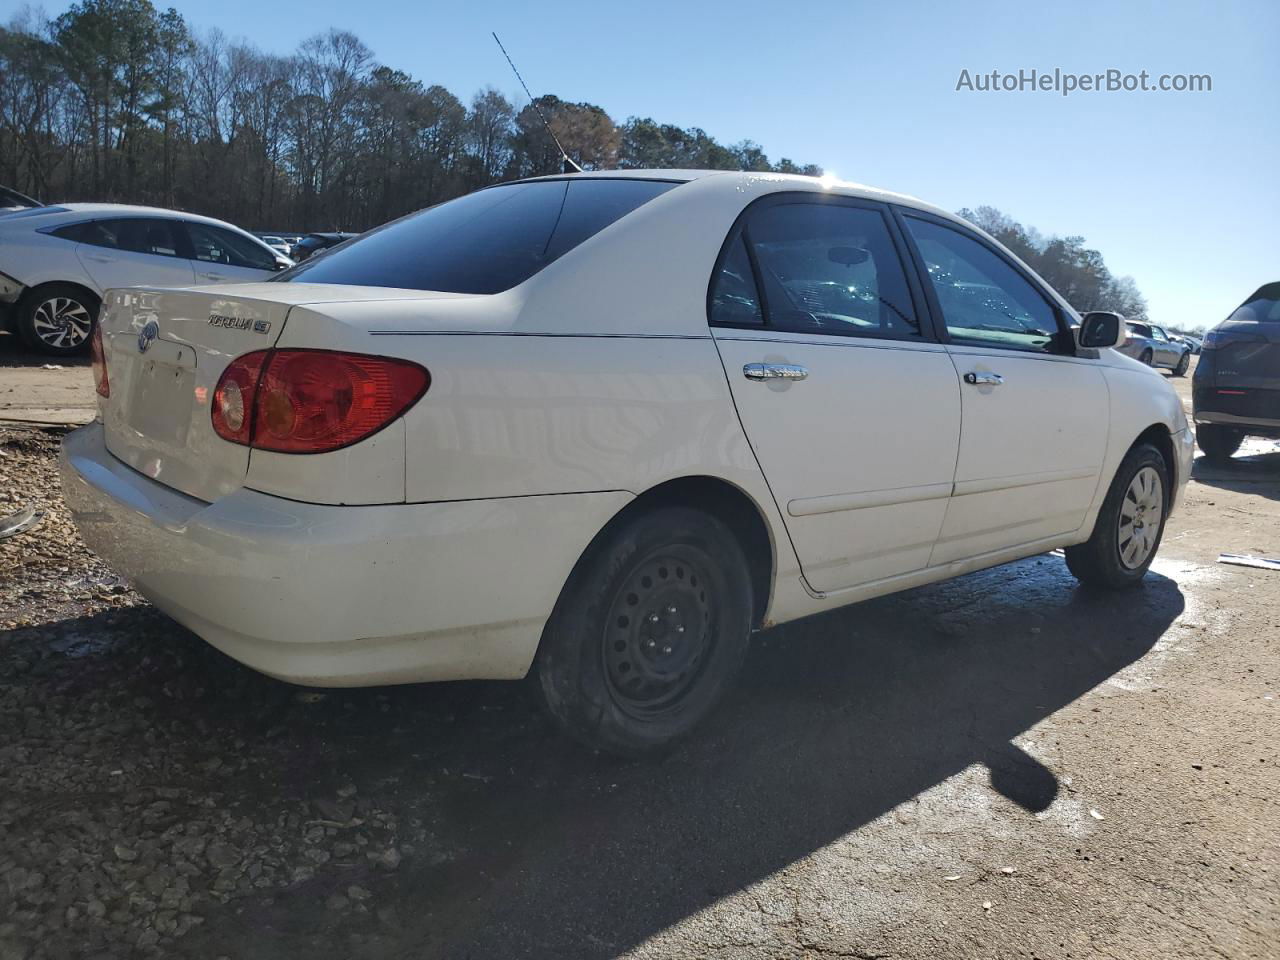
left=1, top=378, right=1278, bottom=958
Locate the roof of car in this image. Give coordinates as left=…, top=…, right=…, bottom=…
left=512, top=168, right=948, bottom=220
left=21, top=203, right=248, bottom=230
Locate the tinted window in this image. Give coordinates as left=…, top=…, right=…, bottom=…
left=905, top=217, right=1062, bottom=353
left=114, top=218, right=182, bottom=257
left=742, top=202, right=920, bottom=339
left=1228, top=283, right=1280, bottom=322
left=281, top=179, right=676, bottom=294
left=186, top=222, right=278, bottom=270
left=709, top=234, right=763, bottom=326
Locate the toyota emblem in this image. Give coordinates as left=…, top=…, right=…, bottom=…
left=137, top=320, right=159, bottom=353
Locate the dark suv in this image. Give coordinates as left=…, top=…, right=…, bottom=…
left=1192, top=282, right=1280, bottom=463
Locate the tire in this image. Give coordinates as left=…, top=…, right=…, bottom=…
left=1196, top=423, right=1243, bottom=465
left=1064, top=443, right=1170, bottom=589
left=533, top=506, right=754, bottom=756
left=16, top=283, right=99, bottom=356
left=1139, top=348, right=1154, bottom=367
left=1173, top=351, right=1190, bottom=377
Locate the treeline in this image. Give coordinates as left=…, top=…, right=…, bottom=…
left=959, top=206, right=1149, bottom=321
left=0, top=0, right=820, bottom=232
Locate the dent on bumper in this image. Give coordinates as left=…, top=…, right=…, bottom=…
left=59, top=423, right=631, bottom=686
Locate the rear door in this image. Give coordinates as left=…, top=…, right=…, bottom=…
left=709, top=195, right=961, bottom=593
left=897, top=211, right=1108, bottom=564
left=73, top=217, right=196, bottom=291
left=183, top=221, right=281, bottom=284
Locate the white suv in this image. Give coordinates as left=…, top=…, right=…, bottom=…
left=0, top=204, right=291, bottom=355
left=60, top=171, right=1193, bottom=754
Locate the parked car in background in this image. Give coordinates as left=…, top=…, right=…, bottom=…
left=290, top=231, right=359, bottom=262
left=0, top=185, right=42, bottom=211
left=1170, top=333, right=1202, bottom=355
left=0, top=204, right=292, bottom=355
left=60, top=171, right=1192, bottom=754
left=1193, top=282, right=1280, bottom=463
left=1117, top=320, right=1192, bottom=375
left=258, top=234, right=293, bottom=257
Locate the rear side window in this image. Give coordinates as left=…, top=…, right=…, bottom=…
left=709, top=234, right=763, bottom=326
left=1228, top=282, right=1280, bottom=322
left=733, top=201, right=921, bottom=340
left=114, top=218, right=182, bottom=257
left=280, top=179, right=677, bottom=295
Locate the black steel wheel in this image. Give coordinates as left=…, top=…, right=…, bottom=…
left=534, top=505, right=754, bottom=755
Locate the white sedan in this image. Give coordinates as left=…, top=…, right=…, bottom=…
left=0, top=203, right=292, bottom=355
left=60, top=171, right=1193, bottom=754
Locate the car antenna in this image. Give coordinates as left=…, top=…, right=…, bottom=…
left=492, top=32, right=582, bottom=174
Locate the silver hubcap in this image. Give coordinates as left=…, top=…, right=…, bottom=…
left=1118, top=466, right=1163, bottom=569
left=32, top=296, right=92, bottom=348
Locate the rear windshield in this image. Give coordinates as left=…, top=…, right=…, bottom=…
left=279, top=178, right=678, bottom=295
left=1228, top=282, right=1280, bottom=322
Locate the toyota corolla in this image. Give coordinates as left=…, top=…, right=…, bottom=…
left=60, top=171, right=1193, bottom=754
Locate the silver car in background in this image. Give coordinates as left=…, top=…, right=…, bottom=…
left=1117, top=320, right=1192, bottom=376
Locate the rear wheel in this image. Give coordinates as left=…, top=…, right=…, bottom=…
left=17, top=284, right=99, bottom=356
left=533, top=506, right=753, bottom=756
left=1173, top=351, right=1190, bottom=377
left=1139, top=348, right=1154, bottom=366
left=1197, top=423, right=1244, bottom=465
left=1065, top=443, right=1169, bottom=589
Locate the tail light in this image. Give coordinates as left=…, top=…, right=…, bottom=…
left=90, top=324, right=109, bottom=398
left=211, top=349, right=429, bottom=453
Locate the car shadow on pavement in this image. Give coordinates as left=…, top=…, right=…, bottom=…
left=0, top=329, right=90, bottom=367
left=2, top=556, right=1183, bottom=958
left=82, top=554, right=1171, bottom=960
left=1191, top=444, right=1280, bottom=503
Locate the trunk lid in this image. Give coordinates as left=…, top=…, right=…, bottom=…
left=97, top=283, right=464, bottom=502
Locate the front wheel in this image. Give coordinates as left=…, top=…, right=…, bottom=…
left=1065, top=443, right=1169, bottom=589
left=533, top=506, right=753, bottom=756
left=1197, top=423, right=1244, bottom=465
left=1173, top=352, right=1190, bottom=377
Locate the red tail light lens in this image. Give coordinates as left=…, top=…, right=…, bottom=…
left=211, top=349, right=429, bottom=453
left=212, top=350, right=269, bottom=445
left=90, top=324, right=109, bottom=398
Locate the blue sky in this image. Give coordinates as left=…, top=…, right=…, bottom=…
left=151, top=0, right=1277, bottom=331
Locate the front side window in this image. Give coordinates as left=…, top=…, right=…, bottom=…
left=186, top=222, right=278, bottom=270
left=904, top=216, right=1063, bottom=353
left=1151, top=325, right=1170, bottom=341
left=733, top=201, right=920, bottom=339
left=281, top=178, right=677, bottom=295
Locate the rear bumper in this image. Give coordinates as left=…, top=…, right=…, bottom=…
left=1193, top=385, right=1280, bottom=434
left=60, top=422, right=630, bottom=686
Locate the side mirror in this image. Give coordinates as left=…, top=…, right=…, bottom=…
left=1078, top=311, right=1123, bottom=349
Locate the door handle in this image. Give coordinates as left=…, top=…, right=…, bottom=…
left=744, top=362, right=808, bottom=382
left=963, top=371, right=1004, bottom=386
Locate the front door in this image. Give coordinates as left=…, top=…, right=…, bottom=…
left=183, top=221, right=280, bottom=284
left=709, top=196, right=961, bottom=593
left=898, top=212, right=1109, bottom=564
